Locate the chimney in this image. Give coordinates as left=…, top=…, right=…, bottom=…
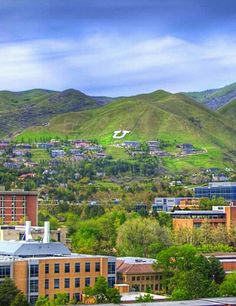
left=43, top=221, right=50, bottom=243
left=25, top=221, right=32, bottom=241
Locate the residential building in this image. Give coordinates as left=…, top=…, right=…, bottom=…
left=195, top=182, right=236, bottom=201
left=122, top=141, right=140, bottom=149
left=0, top=222, right=116, bottom=305
left=51, top=150, right=65, bottom=158
left=171, top=204, right=236, bottom=231
left=0, top=188, right=38, bottom=225
left=116, top=257, right=163, bottom=293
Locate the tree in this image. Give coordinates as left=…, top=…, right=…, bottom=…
left=10, top=292, right=29, bottom=306
left=116, top=217, right=171, bottom=257
left=219, top=272, right=236, bottom=296
left=83, top=277, right=121, bottom=304
left=136, top=293, right=154, bottom=302
left=0, top=278, right=20, bottom=306
left=35, top=296, right=51, bottom=306
left=54, top=293, right=69, bottom=305
left=155, top=245, right=225, bottom=300
left=93, top=276, right=108, bottom=303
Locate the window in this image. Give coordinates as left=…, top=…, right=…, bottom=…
left=54, top=279, right=60, bottom=289
left=95, top=262, right=100, bottom=272
left=0, top=265, right=11, bottom=278
left=75, top=263, right=80, bottom=273
left=85, top=277, right=90, bottom=287
left=54, top=263, right=60, bottom=273
left=45, top=264, right=49, bottom=274
left=45, top=279, right=49, bottom=290
left=75, top=278, right=80, bottom=288
left=30, top=280, right=38, bottom=293
left=30, top=264, right=39, bottom=277
left=74, top=293, right=80, bottom=302
left=64, top=263, right=70, bottom=273
left=137, top=276, right=140, bottom=281
left=85, top=262, right=90, bottom=272
left=132, top=276, right=136, bottom=281
left=108, top=262, right=115, bottom=274
left=108, top=277, right=115, bottom=288
left=30, top=295, right=38, bottom=305
left=64, top=278, right=70, bottom=289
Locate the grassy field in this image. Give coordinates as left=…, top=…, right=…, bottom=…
left=218, top=98, right=236, bottom=121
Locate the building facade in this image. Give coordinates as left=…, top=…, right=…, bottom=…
left=171, top=205, right=236, bottom=231
left=0, top=189, right=38, bottom=225
left=195, top=182, right=236, bottom=201
left=0, top=240, right=116, bottom=305
left=116, top=257, right=163, bottom=293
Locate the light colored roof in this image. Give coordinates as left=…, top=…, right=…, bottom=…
left=0, top=241, right=71, bottom=257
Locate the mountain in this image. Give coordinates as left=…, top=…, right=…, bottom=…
left=17, top=90, right=236, bottom=169
left=0, top=89, right=113, bottom=137
left=218, top=98, right=236, bottom=121
left=185, top=82, right=236, bottom=110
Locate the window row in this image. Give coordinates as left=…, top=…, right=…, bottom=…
left=131, top=274, right=162, bottom=281
left=45, top=262, right=101, bottom=274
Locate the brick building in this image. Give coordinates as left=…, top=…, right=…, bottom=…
left=0, top=223, right=116, bottom=305
left=116, top=257, right=163, bottom=293
left=171, top=204, right=236, bottom=231
left=0, top=189, right=38, bottom=225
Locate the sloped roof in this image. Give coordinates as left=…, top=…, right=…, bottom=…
left=0, top=241, right=71, bottom=257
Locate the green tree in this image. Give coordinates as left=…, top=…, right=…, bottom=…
left=10, top=292, right=29, bottom=306
left=35, top=296, right=51, bottom=306
left=136, top=293, right=154, bottom=302
left=54, top=293, right=69, bottom=305
left=117, top=217, right=171, bottom=257
left=219, top=272, right=236, bottom=296
left=0, top=278, right=20, bottom=306
left=105, top=288, right=121, bottom=304
left=93, top=276, right=108, bottom=303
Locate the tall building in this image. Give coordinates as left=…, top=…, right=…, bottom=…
left=0, top=188, right=38, bottom=225
left=195, top=182, right=236, bottom=201
left=0, top=222, right=116, bottom=305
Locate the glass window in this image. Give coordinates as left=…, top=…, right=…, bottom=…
left=108, top=262, right=115, bottom=274
left=108, top=277, right=115, bottom=288
left=75, top=277, right=80, bottom=288
left=64, top=278, right=70, bottom=289
left=54, top=279, right=60, bottom=289
left=85, top=277, right=90, bottom=287
left=30, top=264, right=39, bottom=277
left=85, top=262, right=90, bottom=272
left=30, top=295, right=38, bottom=305
left=64, top=263, right=70, bottom=273
left=0, top=265, right=11, bottom=278
left=95, top=262, right=100, bottom=272
left=75, top=263, right=80, bottom=273
left=30, top=280, right=38, bottom=293
left=54, top=263, right=60, bottom=273
left=45, top=264, right=49, bottom=274
left=45, top=279, right=49, bottom=290
left=74, top=293, right=80, bottom=302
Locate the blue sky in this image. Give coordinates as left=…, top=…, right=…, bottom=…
left=1, top=0, right=236, bottom=95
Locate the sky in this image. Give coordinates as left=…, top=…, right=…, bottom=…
left=1, top=0, right=236, bottom=96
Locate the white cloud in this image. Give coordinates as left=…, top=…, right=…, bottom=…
left=0, top=35, right=236, bottom=95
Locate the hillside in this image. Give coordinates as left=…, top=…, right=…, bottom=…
left=185, top=82, right=236, bottom=110
left=218, top=98, right=236, bottom=121
left=17, top=90, right=236, bottom=169
left=0, top=89, right=113, bottom=137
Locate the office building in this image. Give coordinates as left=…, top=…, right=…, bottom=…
left=0, top=188, right=38, bottom=225
left=195, top=182, right=236, bottom=201
left=0, top=222, right=116, bottom=305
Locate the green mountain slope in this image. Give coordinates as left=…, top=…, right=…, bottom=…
left=17, top=90, right=236, bottom=169
left=218, top=98, right=236, bottom=121
left=0, top=89, right=112, bottom=137
left=185, top=82, right=236, bottom=110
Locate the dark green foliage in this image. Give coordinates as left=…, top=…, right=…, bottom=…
left=10, top=292, right=29, bottom=306
left=0, top=278, right=20, bottom=306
